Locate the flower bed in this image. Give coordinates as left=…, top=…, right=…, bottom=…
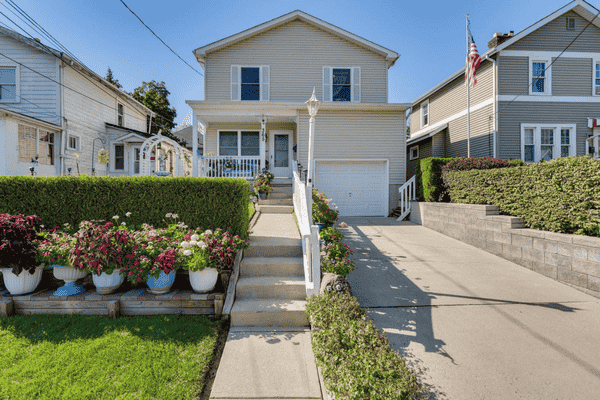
left=319, top=224, right=354, bottom=278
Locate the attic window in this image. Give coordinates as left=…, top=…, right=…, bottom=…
left=566, top=17, right=575, bottom=30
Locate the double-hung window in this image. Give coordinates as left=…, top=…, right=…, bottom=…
left=594, top=61, right=600, bottom=95
left=0, top=66, right=17, bottom=102
left=231, top=66, right=269, bottom=101
left=322, top=66, right=361, bottom=102
left=117, top=103, right=124, bottom=127
left=114, top=143, right=125, bottom=170
left=521, top=124, right=575, bottom=163
left=421, top=100, right=429, bottom=128
left=530, top=60, right=550, bottom=95
left=218, top=131, right=260, bottom=156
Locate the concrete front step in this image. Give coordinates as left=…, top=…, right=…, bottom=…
left=268, top=192, right=293, bottom=199
left=241, top=256, right=304, bottom=277
left=260, top=198, right=293, bottom=206
left=236, top=276, right=306, bottom=300
left=271, top=185, right=292, bottom=194
left=230, top=298, right=309, bottom=327
left=246, top=236, right=303, bottom=257
left=271, top=179, right=292, bottom=186
left=260, top=205, right=294, bottom=214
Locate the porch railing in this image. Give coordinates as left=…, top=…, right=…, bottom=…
left=292, top=159, right=320, bottom=297
left=198, top=156, right=260, bottom=178
left=397, top=175, right=416, bottom=221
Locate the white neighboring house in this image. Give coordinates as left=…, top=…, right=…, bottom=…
left=187, top=10, right=409, bottom=216
left=0, top=25, right=187, bottom=177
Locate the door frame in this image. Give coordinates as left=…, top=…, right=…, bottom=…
left=269, top=130, right=293, bottom=177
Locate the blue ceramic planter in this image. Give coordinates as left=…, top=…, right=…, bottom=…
left=52, top=265, right=87, bottom=296
left=146, top=270, right=177, bottom=294
left=315, top=222, right=326, bottom=232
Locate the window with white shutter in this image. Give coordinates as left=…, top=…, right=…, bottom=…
left=323, top=66, right=360, bottom=102
left=231, top=65, right=240, bottom=101
left=322, top=66, right=332, bottom=102
left=260, top=66, right=269, bottom=101
left=352, top=67, right=361, bottom=102
left=231, top=66, right=269, bottom=101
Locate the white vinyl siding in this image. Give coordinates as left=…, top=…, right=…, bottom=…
left=520, top=123, right=575, bottom=162
left=230, top=65, right=270, bottom=101
left=206, top=20, right=387, bottom=103
left=322, top=66, right=361, bottom=103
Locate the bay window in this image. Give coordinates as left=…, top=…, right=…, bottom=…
left=521, top=124, right=575, bottom=163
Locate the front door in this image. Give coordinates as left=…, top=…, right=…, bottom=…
left=269, top=130, right=292, bottom=177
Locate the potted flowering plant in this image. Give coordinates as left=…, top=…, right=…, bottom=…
left=69, top=216, right=137, bottom=294
left=202, top=228, right=250, bottom=290
left=0, top=214, right=44, bottom=295
left=178, top=232, right=217, bottom=293
left=253, top=173, right=273, bottom=199
left=312, top=189, right=339, bottom=230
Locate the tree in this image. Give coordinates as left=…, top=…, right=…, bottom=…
left=132, top=81, right=178, bottom=139
left=105, top=67, right=122, bottom=89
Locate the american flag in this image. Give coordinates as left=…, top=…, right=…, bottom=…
left=465, top=20, right=481, bottom=86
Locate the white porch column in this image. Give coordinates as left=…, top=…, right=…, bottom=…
left=192, top=113, right=198, bottom=177
left=260, top=116, right=266, bottom=171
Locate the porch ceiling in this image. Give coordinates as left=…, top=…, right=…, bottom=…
left=195, top=112, right=297, bottom=126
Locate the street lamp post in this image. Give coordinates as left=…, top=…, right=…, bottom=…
left=305, top=87, right=320, bottom=223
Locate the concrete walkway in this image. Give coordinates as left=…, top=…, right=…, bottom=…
left=341, top=217, right=600, bottom=400
left=210, top=213, right=322, bottom=400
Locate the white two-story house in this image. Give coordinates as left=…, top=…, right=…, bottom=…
left=186, top=10, right=409, bottom=217
left=0, top=25, right=187, bottom=177
left=407, top=0, right=600, bottom=178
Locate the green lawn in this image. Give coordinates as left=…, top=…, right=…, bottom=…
left=0, top=314, right=223, bottom=399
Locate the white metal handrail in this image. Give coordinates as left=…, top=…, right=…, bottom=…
left=397, top=175, right=416, bottom=221
left=198, top=156, right=260, bottom=178
left=292, top=159, right=321, bottom=297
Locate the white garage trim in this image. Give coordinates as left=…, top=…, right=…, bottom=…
left=314, top=159, right=389, bottom=216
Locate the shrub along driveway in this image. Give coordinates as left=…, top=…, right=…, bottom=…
left=340, top=217, right=600, bottom=400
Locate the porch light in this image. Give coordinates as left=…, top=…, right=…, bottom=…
left=305, top=87, right=320, bottom=117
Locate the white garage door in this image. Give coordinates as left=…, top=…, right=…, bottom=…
left=315, top=160, right=388, bottom=217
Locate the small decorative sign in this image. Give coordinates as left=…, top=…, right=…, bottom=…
left=98, top=148, right=109, bottom=164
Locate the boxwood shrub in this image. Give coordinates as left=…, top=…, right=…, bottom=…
left=444, top=156, right=600, bottom=237
left=416, top=157, right=456, bottom=202
left=306, top=292, right=422, bottom=399
left=0, top=176, right=252, bottom=238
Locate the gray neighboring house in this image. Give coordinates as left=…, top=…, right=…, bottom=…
left=407, top=0, right=600, bottom=178
left=172, top=125, right=203, bottom=156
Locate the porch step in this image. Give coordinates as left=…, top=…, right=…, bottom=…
left=240, top=256, right=304, bottom=277
left=260, top=205, right=294, bottom=214
left=271, top=185, right=292, bottom=194
left=230, top=298, right=309, bottom=327
left=260, top=199, right=293, bottom=206
left=236, top=276, right=306, bottom=300
left=246, top=236, right=303, bottom=258
left=269, top=192, right=293, bottom=199
left=271, top=178, right=292, bottom=186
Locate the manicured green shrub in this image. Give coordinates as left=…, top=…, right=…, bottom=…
left=444, top=157, right=600, bottom=236
left=443, top=156, right=511, bottom=171
left=416, top=157, right=456, bottom=201
left=0, top=176, right=252, bottom=238
left=306, top=293, right=423, bottom=399
left=508, top=159, right=526, bottom=167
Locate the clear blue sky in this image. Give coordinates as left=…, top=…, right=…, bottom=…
left=2, top=0, right=585, bottom=127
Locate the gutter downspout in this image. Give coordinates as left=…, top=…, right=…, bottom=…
left=482, top=55, right=497, bottom=158
left=59, top=57, right=66, bottom=176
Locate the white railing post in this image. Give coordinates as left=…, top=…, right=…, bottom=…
left=397, top=175, right=416, bottom=221
left=309, top=225, right=320, bottom=297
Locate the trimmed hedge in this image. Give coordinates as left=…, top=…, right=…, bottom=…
left=0, top=176, right=252, bottom=238
left=444, top=157, right=600, bottom=237
left=306, top=292, right=422, bottom=399
left=416, top=157, right=456, bottom=202
left=443, top=156, right=522, bottom=171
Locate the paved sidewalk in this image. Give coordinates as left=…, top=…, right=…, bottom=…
left=341, top=217, right=600, bottom=400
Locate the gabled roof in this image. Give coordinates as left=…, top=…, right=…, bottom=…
left=0, top=25, right=154, bottom=117
left=193, top=10, right=399, bottom=68
left=411, top=0, right=600, bottom=106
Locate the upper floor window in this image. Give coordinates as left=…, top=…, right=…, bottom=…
left=231, top=66, right=269, bottom=101
left=409, top=145, right=419, bottom=160
left=530, top=60, right=550, bottom=95
left=421, top=100, right=429, bottom=128
left=117, top=103, right=124, bottom=127
left=594, top=62, right=600, bottom=96
left=322, top=66, right=361, bottom=102
left=566, top=16, right=575, bottom=31
left=0, top=66, right=17, bottom=102
left=521, top=124, right=575, bottom=163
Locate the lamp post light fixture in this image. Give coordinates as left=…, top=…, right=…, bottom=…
left=305, top=87, right=320, bottom=187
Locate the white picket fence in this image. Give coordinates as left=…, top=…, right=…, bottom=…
left=198, top=156, right=260, bottom=178
left=292, top=160, right=321, bottom=297
left=397, top=175, right=416, bottom=221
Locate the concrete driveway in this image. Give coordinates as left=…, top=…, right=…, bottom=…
left=340, top=217, right=600, bottom=400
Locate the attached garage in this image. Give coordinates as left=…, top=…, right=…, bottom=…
left=314, top=159, right=389, bottom=217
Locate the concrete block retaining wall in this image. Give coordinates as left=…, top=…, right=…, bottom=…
left=409, top=201, right=600, bottom=298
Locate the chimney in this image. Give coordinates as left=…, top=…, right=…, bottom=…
left=487, top=31, right=514, bottom=49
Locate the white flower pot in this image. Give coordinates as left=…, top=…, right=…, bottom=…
left=0, top=265, right=43, bottom=295
left=189, top=268, right=219, bottom=293
left=92, top=269, right=124, bottom=295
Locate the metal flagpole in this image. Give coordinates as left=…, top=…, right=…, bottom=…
left=466, top=14, right=471, bottom=158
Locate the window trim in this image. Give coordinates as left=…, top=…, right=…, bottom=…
left=322, top=66, right=361, bottom=103
left=117, top=103, right=124, bottom=127
left=421, top=100, right=429, bottom=129
left=0, top=65, right=20, bottom=103
left=566, top=16, right=575, bottom=31
left=231, top=65, right=270, bottom=101
left=130, top=145, right=141, bottom=175
left=593, top=58, right=600, bottom=96
left=409, top=145, right=419, bottom=160
left=66, top=133, right=81, bottom=151
left=217, top=130, right=260, bottom=156
left=111, top=142, right=126, bottom=172
left=529, top=58, right=551, bottom=95
left=520, top=123, right=576, bottom=163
